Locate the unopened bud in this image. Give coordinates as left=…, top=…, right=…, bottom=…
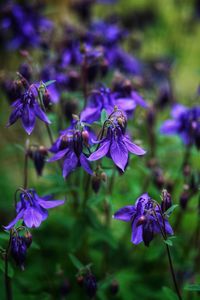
left=82, top=130, right=89, bottom=145
left=161, top=189, right=172, bottom=212
left=24, top=231, right=32, bottom=248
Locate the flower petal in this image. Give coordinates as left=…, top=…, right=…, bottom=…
left=110, top=138, right=128, bottom=171
left=160, top=120, right=179, bottom=135
left=21, top=104, right=36, bottom=135
left=80, top=107, right=100, bottom=123
left=38, top=199, right=65, bottom=209
left=88, top=139, right=110, bottom=161
left=34, top=102, right=51, bottom=124
left=80, top=153, right=93, bottom=174
left=131, top=219, right=143, bottom=244
left=63, top=151, right=78, bottom=178
left=113, top=205, right=135, bottom=222
left=4, top=209, right=25, bottom=230
left=23, top=207, right=45, bottom=228
left=48, top=148, right=69, bottom=162
left=115, top=98, right=136, bottom=112
left=124, top=136, right=146, bottom=155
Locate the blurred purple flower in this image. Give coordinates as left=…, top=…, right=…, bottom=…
left=49, top=127, right=92, bottom=178
left=81, top=85, right=147, bottom=123
left=11, top=235, right=28, bottom=270
left=113, top=193, right=173, bottom=246
left=4, top=189, right=64, bottom=229
left=88, top=110, right=146, bottom=171
left=160, top=104, right=200, bottom=149
left=7, top=85, right=51, bottom=135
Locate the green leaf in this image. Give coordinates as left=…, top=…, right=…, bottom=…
left=101, top=109, right=108, bottom=125
left=0, top=232, right=9, bottom=242
left=162, top=286, right=178, bottom=300
left=184, top=284, right=200, bottom=291
left=165, top=204, right=179, bottom=216
left=164, top=239, right=173, bottom=247
left=68, top=253, right=84, bottom=270
left=44, top=80, right=56, bottom=87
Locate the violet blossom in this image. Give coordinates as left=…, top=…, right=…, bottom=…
left=113, top=193, right=173, bottom=246
left=88, top=109, right=146, bottom=171
left=7, top=84, right=51, bottom=135
left=4, top=189, right=64, bottom=229
left=160, top=104, right=200, bottom=149
left=49, top=127, right=92, bottom=178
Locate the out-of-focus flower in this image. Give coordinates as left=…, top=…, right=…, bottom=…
left=84, top=273, right=97, bottom=298
left=88, top=109, right=146, bottom=171
left=49, top=126, right=92, bottom=178
left=7, top=84, right=51, bottom=135
left=81, top=84, right=147, bottom=123
left=28, top=145, right=48, bottom=176
left=4, top=189, right=64, bottom=229
left=160, top=104, right=200, bottom=149
left=113, top=193, right=173, bottom=246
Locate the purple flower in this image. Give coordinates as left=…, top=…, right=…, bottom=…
left=81, top=85, right=147, bottom=124
left=4, top=189, right=64, bottom=229
left=7, top=85, right=51, bottom=135
left=113, top=193, right=173, bottom=246
left=11, top=235, right=27, bottom=270
left=88, top=110, right=146, bottom=171
left=160, top=104, right=200, bottom=149
left=49, top=127, right=92, bottom=178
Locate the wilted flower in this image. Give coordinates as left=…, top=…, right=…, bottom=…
left=88, top=109, right=146, bottom=171
left=160, top=104, right=200, bottom=149
left=113, top=193, right=173, bottom=246
left=7, top=84, right=51, bottom=135
left=4, top=189, right=64, bottom=229
left=49, top=126, right=92, bottom=178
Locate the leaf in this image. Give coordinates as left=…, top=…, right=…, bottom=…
left=68, top=253, right=84, bottom=270
left=165, top=205, right=179, bottom=216
left=164, top=239, right=173, bottom=247
left=101, top=109, right=108, bottom=125
left=162, top=286, right=179, bottom=300
left=44, top=80, right=56, bottom=87
left=184, top=284, right=200, bottom=291
left=0, top=232, right=9, bottom=242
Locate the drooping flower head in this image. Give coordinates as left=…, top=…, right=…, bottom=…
left=88, top=108, right=146, bottom=171
left=49, top=123, right=92, bottom=178
left=4, top=189, right=64, bottom=230
left=7, top=83, right=51, bottom=135
left=160, top=104, right=200, bottom=149
left=113, top=193, right=173, bottom=246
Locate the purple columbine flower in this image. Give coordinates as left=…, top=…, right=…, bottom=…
left=4, top=189, right=64, bottom=229
left=113, top=193, right=173, bottom=246
left=48, top=127, right=92, bottom=178
left=11, top=235, right=27, bottom=270
left=7, top=84, right=51, bottom=135
left=160, top=104, right=200, bottom=149
left=88, top=109, right=146, bottom=171
left=81, top=85, right=147, bottom=124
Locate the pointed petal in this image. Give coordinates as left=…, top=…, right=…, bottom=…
left=131, top=219, right=143, bottom=244
left=34, top=102, right=51, bottom=124
left=48, top=148, right=69, bottom=162
left=88, top=139, right=110, bottom=161
left=80, top=107, right=100, bottom=123
left=113, top=205, right=135, bottom=222
left=124, top=136, right=146, bottom=155
left=110, top=139, right=128, bottom=171
left=7, top=106, right=22, bottom=126
left=4, top=209, right=25, bottom=230
left=131, top=91, right=148, bottom=108
left=38, top=199, right=65, bottom=209
left=63, top=151, right=78, bottom=178
left=21, top=105, right=36, bottom=135
left=80, top=153, right=93, bottom=174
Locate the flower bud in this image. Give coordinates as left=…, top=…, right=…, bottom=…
left=84, top=274, right=97, bottom=298
left=24, top=231, right=32, bottom=248
left=92, top=173, right=101, bottom=193
left=109, top=280, right=119, bottom=295
left=161, top=189, right=172, bottom=212
left=77, top=275, right=84, bottom=286
left=28, top=145, right=48, bottom=176
left=180, top=191, right=190, bottom=210
left=11, top=236, right=27, bottom=270
left=82, top=130, right=89, bottom=145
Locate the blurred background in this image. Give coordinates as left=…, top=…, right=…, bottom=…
left=0, top=0, right=200, bottom=299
